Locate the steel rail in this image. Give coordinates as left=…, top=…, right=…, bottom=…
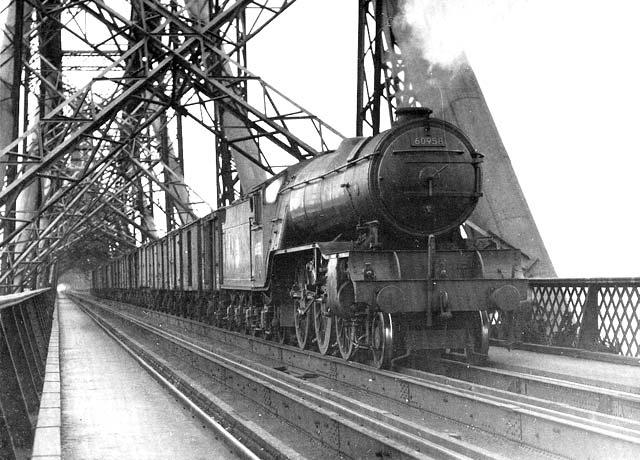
left=485, top=355, right=640, bottom=396
left=70, top=294, right=499, bottom=460
left=490, top=339, right=640, bottom=366
left=73, top=299, right=325, bottom=460
left=75, top=299, right=260, bottom=460
left=74, top=293, right=640, bottom=460
left=411, top=357, right=640, bottom=422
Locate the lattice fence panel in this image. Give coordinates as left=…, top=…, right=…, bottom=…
left=597, top=285, right=640, bottom=356
left=529, top=279, right=640, bottom=357
left=529, top=283, right=588, bottom=347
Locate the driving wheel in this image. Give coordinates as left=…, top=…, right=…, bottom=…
left=370, top=312, right=394, bottom=369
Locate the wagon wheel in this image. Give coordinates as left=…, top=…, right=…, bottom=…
left=213, top=306, right=223, bottom=328
left=465, top=311, right=490, bottom=365
left=273, top=323, right=289, bottom=345
left=294, top=300, right=313, bottom=349
left=240, top=295, right=252, bottom=335
left=292, top=264, right=315, bottom=349
left=335, top=316, right=355, bottom=360
left=252, top=316, right=263, bottom=338
left=232, top=294, right=246, bottom=332
left=313, top=292, right=335, bottom=355
left=269, top=300, right=290, bottom=345
left=224, top=297, right=234, bottom=330
left=370, top=312, right=394, bottom=369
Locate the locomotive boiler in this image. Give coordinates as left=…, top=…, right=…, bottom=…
left=93, top=107, right=530, bottom=368
left=285, top=107, right=480, bottom=241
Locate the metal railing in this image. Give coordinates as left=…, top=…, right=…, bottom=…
left=0, top=288, right=55, bottom=460
left=493, top=278, right=640, bottom=358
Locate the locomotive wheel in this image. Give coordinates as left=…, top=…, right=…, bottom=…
left=274, top=325, right=289, bottom=345
left=294, top=304, right=313, bottom=349
left=370, top=312, right=394, bottom=369
left=313, top=297, right=335, bottom=355
left=270, top=301, right=290, bottom=345
left=335, top=316, right=355, bottom=360
left=240, top=295, right=250, bottom=334
left=465, top=311, right=490, bottom=365
left=224, top=303, right=234, bottom=330
left=213, top=310, right=223, bottom=328
left=293, top=264, right=315, bottom=349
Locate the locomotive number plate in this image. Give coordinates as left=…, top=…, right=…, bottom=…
left=411, top=136, right=446, bottom=147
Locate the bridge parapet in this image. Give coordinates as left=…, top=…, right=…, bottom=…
left=0, top=288, right=55, bottom=459
left=493, top=278, right=640, bottom=359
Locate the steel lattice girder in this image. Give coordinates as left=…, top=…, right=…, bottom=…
left=0, top=161, right=147, bottom=287
left=0, top=86, right=174, bottom=247
left=86, top=0, right=344, bottom=157
left=0, top=100, right=173, bottom=287
left=356, top=0, right=404, bottom=136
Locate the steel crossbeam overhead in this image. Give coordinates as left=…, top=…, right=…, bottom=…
left=0, top=116, right=212, bottom=288
left=0, top=159, right=148, bottom=288
left=89, top=0, right=344, bottom=172
left=0, top=84, right=186, bottom=248
left=1, top=96, right=163, bottom=248
left=0, top=161, right=124, bottom=285
left=0, top=95, right=176, bottom=288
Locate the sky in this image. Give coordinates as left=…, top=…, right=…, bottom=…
left=202, top=0, right=639, bottom=279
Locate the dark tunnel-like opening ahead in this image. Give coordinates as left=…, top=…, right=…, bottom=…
left=57, top=269, right=92, bottom=292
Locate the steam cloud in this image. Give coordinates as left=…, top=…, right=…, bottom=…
left=393, top=0, right=514, bottom=108
left=395, top=0, right=514, bottom=70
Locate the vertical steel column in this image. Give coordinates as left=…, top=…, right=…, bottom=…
left=578, top=285, right=600, bottom=349
left=371, top=0, right=384, bottom=135
left=355, top=0, right=366, bottom=137
left=215, top=108, right=238, bottom=207
left=213, top=0, right=244, bottom=207
left=355, top=0, right=392, bottom=136
left=176, top=113, right=185, bottom=182
left=5, top=0, right=25, bottom=234
left=159, top=113, right=174, bottom=231
left=0, top=0, right=27, bottom=294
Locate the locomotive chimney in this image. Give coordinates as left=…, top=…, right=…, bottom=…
left=394, top=107, right=432, bottom=125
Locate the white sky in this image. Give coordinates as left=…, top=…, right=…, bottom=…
left=184, top=0, right=640, bottom=278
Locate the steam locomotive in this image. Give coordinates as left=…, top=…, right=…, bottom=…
left=93, top=107, right=529, bottom=368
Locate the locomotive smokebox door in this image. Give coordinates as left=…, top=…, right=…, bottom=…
left=373, top=111, right=483, bottom=239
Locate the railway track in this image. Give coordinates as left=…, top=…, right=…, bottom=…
left=70, top=293, right=640, bottom=459
left=409, top=356, right=640, bottom=421
left=72, top=295, right=497, bottom=459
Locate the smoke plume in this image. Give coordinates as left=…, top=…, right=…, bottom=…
left=395, top=0, right=513, bottom=70
left=393, top=0, right=514, bottom=107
